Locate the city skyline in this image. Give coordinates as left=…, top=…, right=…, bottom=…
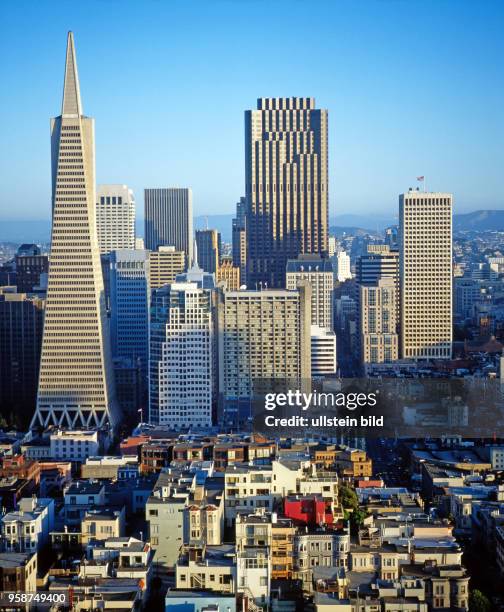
left=1, top=0, right=503, bottom=224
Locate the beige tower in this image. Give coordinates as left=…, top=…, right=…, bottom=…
left=399, top=191, right=453, bottom=359
left=217, top=283, right=311, bottom=427
left=31, top=33, right=119, bottom=430
left=245, top=97, right=329, bottom=288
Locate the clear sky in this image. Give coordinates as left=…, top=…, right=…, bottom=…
left=1, top=0, right=503, bottom=221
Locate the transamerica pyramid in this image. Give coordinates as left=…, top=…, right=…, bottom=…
left=30, top=32, right=120, bottom=431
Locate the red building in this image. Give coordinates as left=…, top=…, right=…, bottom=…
left=0, top=455, right=40, bottom=485
left=283, top=495, right=334, bottom=526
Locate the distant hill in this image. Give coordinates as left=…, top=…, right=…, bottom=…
left=1, top=210, right=502, bottom=244
left=330, top=214, right=397, bottom=232
left=453, top=210, right=504, bottom=231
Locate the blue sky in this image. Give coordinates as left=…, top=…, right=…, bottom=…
left=1, top=0, right=503, bottom=221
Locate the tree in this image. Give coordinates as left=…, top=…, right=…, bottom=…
left=469, top=589, right=492, bottom=612
left=339, top=485, right=359, bottom=510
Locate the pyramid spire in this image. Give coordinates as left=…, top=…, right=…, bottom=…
left=61, top=31, right=82, bottom=117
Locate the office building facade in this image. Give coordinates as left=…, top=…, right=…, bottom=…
left=286, top=255, right=333, bottom=329
left=149, top=282, right=215, bottom=428
left=0, top=289, right=45, bottom=430
left=31, top=32, right=119, bottom=431
left=359, top=277, right=399, bottom=365
left=144, top=188, right=193, bottom=265
left=245, top=97, right=328, bottom=287
left=311, top=325, right=337, bottom=377
left=195, top=229, right=221, bottom=274
left=399, top=191, right=453, bottom=359
left=217, top=257, right=240, bottom=291
left=217, top=284, right=311, bottom=426
left=96, top=184, right=136, bottom=254
left=148, top=247, right=186, bottom=289
left=109, top=249, right=149, bottom=372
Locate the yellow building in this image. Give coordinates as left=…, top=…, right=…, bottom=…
left=217, top=257, right=241, bottom=290
left=148, top=246, right=186, bottom=288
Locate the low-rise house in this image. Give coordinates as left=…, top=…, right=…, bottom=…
left=237, top=546, right=271, bottom=606
left=147, top=488, right=190, bottom=567
left=165, top=590, right=236, bottom=612
left=0, top=455, right=40, bottom=485
left=1, top=497, right=54, bottom=553
left=81, top=507, right=126, bottom=545
left=38, top=461, right=72, bottom=497
left=50, top=430, right=100, bottom=462
left=63, top=480, right=107, bottom=526
left=175, top=544, right=236, bottom=593
left=0, top=551, right=37, bottom=593
left=294, top=526, right=350, bottom=590
left=81, top=455, right=139, bottom=480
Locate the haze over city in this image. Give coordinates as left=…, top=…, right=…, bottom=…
left=1, top=0, right=503, bottom=224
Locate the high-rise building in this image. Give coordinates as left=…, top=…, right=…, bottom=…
left=144, top=188, right=193, bottom=265
left=359, top=277, right=399, bottom=366
left=286, top=254, right=334, bottom=329
left=399, top=190, right=453, bottom=359
left=15, top=247, right=49, bottom=294
left=148, top=247, right=186, bottom=289
left=356, top=245, right=399, bottom=285
left=217, top=257, right=240, bottom=290
left=109, top=249, right=149, bottom=375
left=0, top=289, right=45, bottom=430
left=195, top=229, right=221, bottom=274
left=310, top=325, right=337, bottom=377
left=332, top=251, right=352, bottom=283
left=328, top=236, right=337, bottom=258
left=232, top=196, right=247, bottom=284
left=30, top=32, right=119, bottom=431
left=217, top=284, right=311, bottom=427
left=149, top=281, right=215, bottom=428
left=113, top=357, right=143, bottom=423
left=356, top=244, right=400, bottom=328
left=245, top=97, right=328, bottom=287
left=96, top=185, right=136, bottom=254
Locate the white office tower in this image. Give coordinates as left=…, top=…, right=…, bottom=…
left=149, top=281, right=214, bottom=428
left=286, top=255, right=334, bottom=329
left=400, top=190, right=453, bottom=359
left=328, top=236, right=337, bottom=257
left=333, top=250, right=352, bottom=282
left=31, top=33, right=119, bottom=430
left=311, top=325, right=337, bottom=377
left=96, top=185, right=136, bottom=254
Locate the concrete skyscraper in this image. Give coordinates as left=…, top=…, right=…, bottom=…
left=245, top=97, right=328, bottom=288
left=359, top=278, right=399, bottom=367
left=30, top=33, right=119, bottom=430
left=286, top=254, right=334, bottom=329
left=399, top=190, right=453, bottom=359
left=144, top=188, right=193, bottom=265
left=96, top=185, right=136, bottom=254
left=217, top=284, right=311, bottom=427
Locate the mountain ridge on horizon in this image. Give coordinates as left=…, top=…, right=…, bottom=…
left=0, top=209, right=502, bottom=243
